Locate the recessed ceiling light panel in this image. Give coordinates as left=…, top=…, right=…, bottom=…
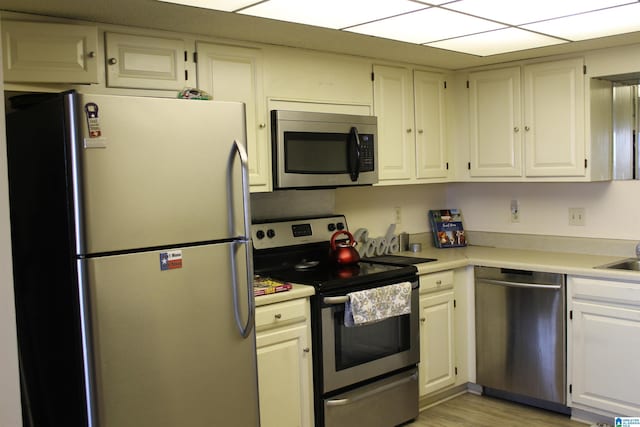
left=445, top=0, right=635, bottom=25
left=427, top=27, right=567, bottom=56
left=156, top=0, right=259, bottom=12
left=238, top=0, right=427, bottom=29
left=522, top=3, right=640, bottom=41
left=346, top=7, right=504, bottom=44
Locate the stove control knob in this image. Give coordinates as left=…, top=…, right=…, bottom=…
left=328, top=223, right=336, bottom=232
left=336, top=222, right=345, bottom=230
left=267, top=229, right=276, bottom=238
left=256, top=230, right=265, bottom=240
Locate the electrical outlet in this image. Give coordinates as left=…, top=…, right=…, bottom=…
left=510, top=199, right=520, bottom=223
left=569, top=208, right=586, bottom=226
left=394, top=206, right=402, bottom=224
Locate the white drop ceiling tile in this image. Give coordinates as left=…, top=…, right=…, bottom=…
left=346, top=7, right=504, bottom=44
left=427, top=27, right=567, bottom=56
left=522, top=3, right=640, bottom=41
left=445, top=0, right=635, bottom=25
left=156, top=0, right=258, bottom=12
left=238, top=0, right=427, bottom=29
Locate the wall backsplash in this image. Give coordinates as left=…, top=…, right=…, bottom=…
left=335, top=184, right=448, bottom=236
left=251, top=189, right=335, bottom=221
left=446, top=181, right=640, bottom=241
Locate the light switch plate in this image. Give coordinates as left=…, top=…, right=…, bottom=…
left=569, top=207, right=585, bottom=226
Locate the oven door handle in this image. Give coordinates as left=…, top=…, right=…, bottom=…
left=323, top=296, right=350, bottom=305
left=325, top=371, right=418, bottom=407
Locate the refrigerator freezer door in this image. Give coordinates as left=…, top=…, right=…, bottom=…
left=76, top=94, right=248, bottom=254
left=83, top=243, right=258, bottom=427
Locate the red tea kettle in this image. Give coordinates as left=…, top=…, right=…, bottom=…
left=330, top=230, right=360, bottom=265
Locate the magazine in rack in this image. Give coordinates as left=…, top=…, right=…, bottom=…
left=429, top=209, right=467, bottom=248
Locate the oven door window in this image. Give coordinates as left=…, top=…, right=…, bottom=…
left=333, top=307, right=411, bottom=371
left=284, top=132, right=349, bottom=173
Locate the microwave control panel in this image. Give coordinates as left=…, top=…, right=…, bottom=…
left=359, top=135, right=375, bottom=172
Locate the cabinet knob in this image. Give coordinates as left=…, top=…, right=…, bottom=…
left=514, top=127, right=520, bottom=132
left=274, top=313, right=282, bottom=320
left=406, top=129, right=412, bottom=133
left=108, top=58, right=118, bottom=65
left=436, top=280, right=442, bottom=285
left=525, top=126, right=531, bottom=131
left=418, top=129, right=424, bottom=134
left=420, top=317, right=426, bottom=323
left=87, top=51, right=96, bottom=59
left=303, top=347, right=310, bottom=353
left=259, top=123, right=266, bottom=129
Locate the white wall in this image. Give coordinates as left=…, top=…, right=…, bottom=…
left=446, top=181, right=640, bottom=241
left=335, top=184, right=448, bottom=236
left=0, top=17, right=24, bottom=426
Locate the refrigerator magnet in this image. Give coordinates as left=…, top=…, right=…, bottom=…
left=84, top=102, right=102, bottom=137
left=160, top=250, right=183, bottom=271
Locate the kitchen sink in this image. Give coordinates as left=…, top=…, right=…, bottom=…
left=596, top=258, right=640, bottom=271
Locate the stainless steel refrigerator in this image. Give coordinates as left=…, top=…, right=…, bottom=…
left=6, top=91, right=259, bottom=427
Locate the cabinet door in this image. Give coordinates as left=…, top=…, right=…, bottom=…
left=468, top=67, right=522, bottom=177
left=105, top=33, right=192, bottom=90
left=373, top=64, right=413, bottom=182
left=414, top=70, right=447, bottom=179
left=256, top=323, right=313, bottom=427
left=571, top=300, right=640, bottom=415
left=419, top=290, right=455, bottom=396
left=196, top=43, right=270, bottom=191
left=2, top=21, right=98, bottom=84
left=523, top=58, right=585, bottom=177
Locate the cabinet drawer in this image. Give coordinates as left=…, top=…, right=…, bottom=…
left=256, top=298, right=307, bottom=331
left=419, top=271, right=453, bottom=293
left=570, top=276, right=640, bottom=305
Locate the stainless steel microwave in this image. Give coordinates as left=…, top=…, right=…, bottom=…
left=271, top=110, right=378, bottom=189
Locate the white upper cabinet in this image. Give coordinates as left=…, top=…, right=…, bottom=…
left=105, top=32, right=194, bottom=90
left=523, top=59, right=585, bottom=177
left=373, top=64, right=413, bottom=182
left=414, top=70, right=448, bottom=180
left=2, top=21, right=99, bottom=84
left=467, top=58, right=590, bottom=180
left=468, top=67, right=522, bottom=177
left=373, top=64, right=448, bottom=185
left=195, top=42, right=270, bottom=192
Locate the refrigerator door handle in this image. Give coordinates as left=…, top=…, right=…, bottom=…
left=230, top=139, right=254, bottom=339
left=230, top=240, right=255, bottom=338
left=231, top=139, right=252, bottom=239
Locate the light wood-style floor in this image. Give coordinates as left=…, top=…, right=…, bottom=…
left=406, top=393, right=588, bottom=427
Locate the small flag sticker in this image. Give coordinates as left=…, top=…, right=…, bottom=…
left=160, top=250, right=183, bottom=271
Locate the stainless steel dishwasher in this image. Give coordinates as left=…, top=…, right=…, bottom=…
left=475, top=266, right=568, bottom=413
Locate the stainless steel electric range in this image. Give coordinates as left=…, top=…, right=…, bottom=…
left=252, top=215, right=425, bottom=427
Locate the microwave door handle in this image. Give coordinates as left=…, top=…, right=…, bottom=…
left=348, top=126, right=361, bottom=182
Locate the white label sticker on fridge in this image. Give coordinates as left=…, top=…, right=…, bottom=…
left=84, top=102, right=102, bottom=138
left=160, top=250, right=182, bottom=271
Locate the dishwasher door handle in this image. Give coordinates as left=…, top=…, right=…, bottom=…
left=479, top=278, right=562, bottom=290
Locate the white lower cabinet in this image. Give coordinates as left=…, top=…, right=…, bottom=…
left=419, top=287, right=455, bottom=395
left=418, top=271, right=457, bottom=396
left=568, top=276, right=640, bottom=416
left=255, top=298, right=314, bottom=427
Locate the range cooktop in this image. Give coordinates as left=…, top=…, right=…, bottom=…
left=363, top=255, right=437, bottom=265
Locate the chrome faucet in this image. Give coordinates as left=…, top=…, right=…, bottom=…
left=636, top=242, right=640, bottom=258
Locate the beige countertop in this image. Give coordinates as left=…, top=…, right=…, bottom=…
left=404, top=245, right=640, bottom=282
left=254, top=284, right=315, bottom=307
left=254, top=244, right=640, bottom=307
